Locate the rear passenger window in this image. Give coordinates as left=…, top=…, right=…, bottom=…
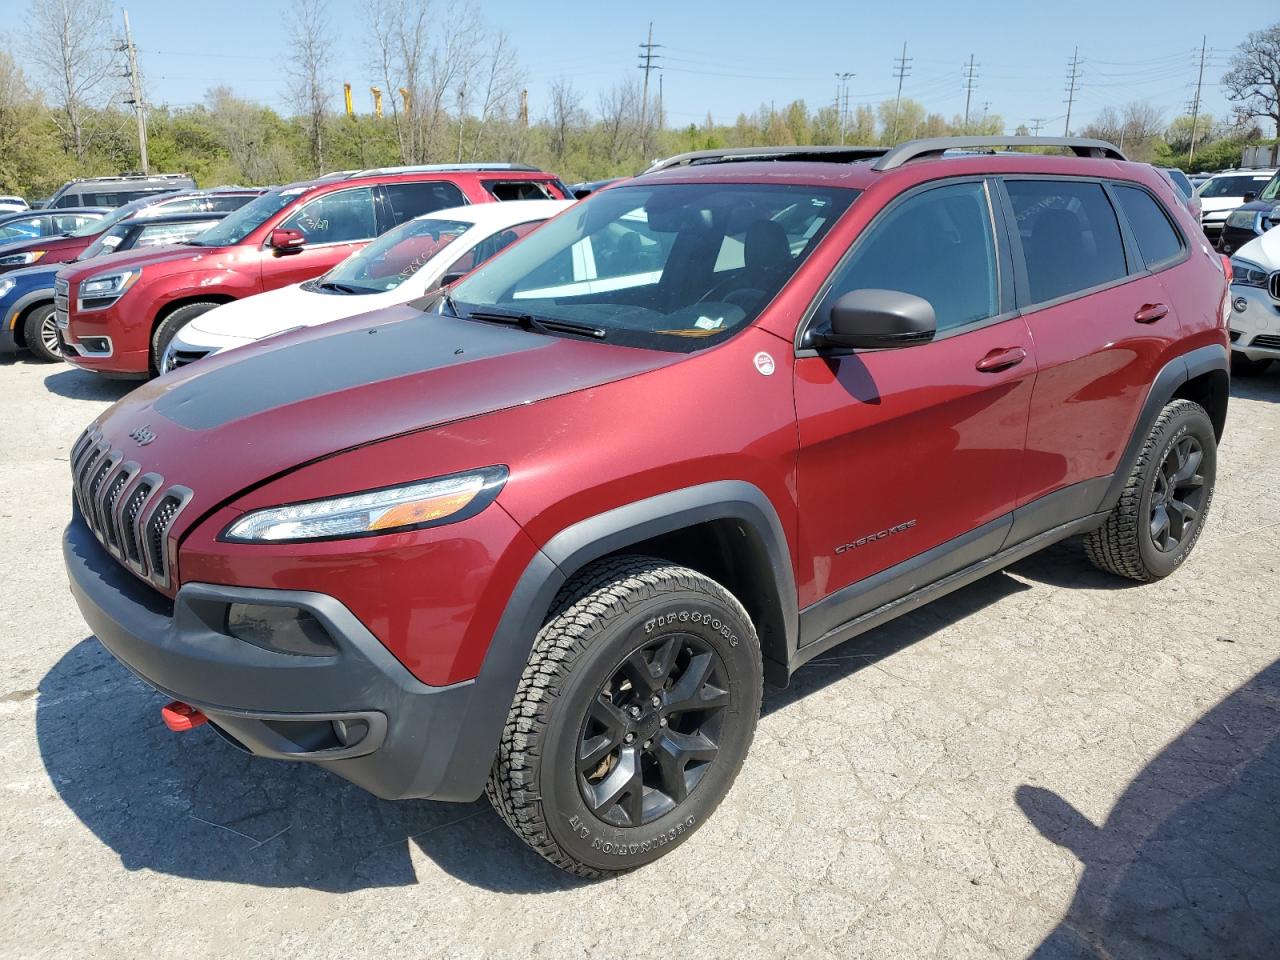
left=1113, top=185, right=1183, bottom=268
left=382, top=181, right=467, bottom=228
left=1004, top=180, right=1127, bottom=304
left=484, top=180, right=556, bottom=201
left=820, top=181, right=999, bottom=333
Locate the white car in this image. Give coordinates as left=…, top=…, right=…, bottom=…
left=0, top=195, right=29, bottom=214
left=1197, top=170, right=1275, bottom=241
left=1228, top=228, right=1280, bottom=375
left=161, top=199, right=575, bottom=372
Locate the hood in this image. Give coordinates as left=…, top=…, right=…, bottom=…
left=85, top=305, right=682, bottom=537
left=0, top=233, right=88, bottom=257
left=58, top=242, right=230, bottom=283
left=1200, top=197, right=1246, bottom=214
left=184, top=282, right=396, bottom=340
left=0, top=261, right=63, bottom=286
left=1234, top=229, right=1280, bottom=270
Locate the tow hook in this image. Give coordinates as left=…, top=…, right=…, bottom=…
left=161, top=700, right=208, bottom=732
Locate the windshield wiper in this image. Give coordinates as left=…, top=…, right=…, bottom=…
left=463, top=308, right=606, bottom=340
left=315, top=280, right=363, bottom=294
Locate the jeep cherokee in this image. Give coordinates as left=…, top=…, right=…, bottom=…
left=62, top=137, right=1231, bottom=877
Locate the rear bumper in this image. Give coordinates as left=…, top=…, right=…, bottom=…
left=63, top=511, right=502, bottom=801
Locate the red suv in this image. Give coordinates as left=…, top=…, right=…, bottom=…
left=57, top=165, right=571, bottom=377
left=63, top=138, right=1230, bottom=877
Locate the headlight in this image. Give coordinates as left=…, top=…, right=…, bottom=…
left=78, top=268, right=141, bottom=310
left=0, top=278, right=14, bottom=299
left=1225, top=209, right=1261, bottom=230
left=222, top=466, right=508, bottom=543
left=1230, top=257, right=1271, bottom=288
left=0, top=250, right=44, bottom=266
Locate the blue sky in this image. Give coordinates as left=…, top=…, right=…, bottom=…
left=83, top=0, right=1261, bottom=133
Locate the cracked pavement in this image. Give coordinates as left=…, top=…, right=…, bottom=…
left=1, top=357, right=1277, bottom=959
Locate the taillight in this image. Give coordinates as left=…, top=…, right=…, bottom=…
left=1219, top=255, right=1232, bottom=327
left=1220, top=254, right=1233, bottom=281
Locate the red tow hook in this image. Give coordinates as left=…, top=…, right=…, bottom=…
left=161, top=700, right=208, bottom=732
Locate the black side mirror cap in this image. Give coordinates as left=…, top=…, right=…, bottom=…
left=1243, top=192, right=1257, bottom=204
left=440, top=271, right=467, bottom=288
left=814, top=288, right=937, bottom=350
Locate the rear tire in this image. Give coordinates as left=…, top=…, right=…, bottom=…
left=486, top=555, right=762, bottom=878
left=22, top=303, right=61, bottom=363
left=1231, top=354, right=1272, bottom=376
left=1083, top=399, right=1216, bottom=582
left=151, top=301, right=221, bottom=375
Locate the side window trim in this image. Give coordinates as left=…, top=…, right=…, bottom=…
left=994, top=174, right=1138, bottom=316
left=794, top=175, right=1011, bottom=356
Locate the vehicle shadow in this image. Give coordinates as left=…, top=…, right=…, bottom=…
left=35, top=638, right=585, bottom=894
left=41, top=367, right=136, bottom=403
left=1230, top=366, right=1279, bottom=401
left=1019, top=656, right=1280, bottom=959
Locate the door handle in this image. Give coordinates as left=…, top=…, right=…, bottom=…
left=975, top=346, right=1028, bottom=373
left=1134, top=303, right=1169, bottom=324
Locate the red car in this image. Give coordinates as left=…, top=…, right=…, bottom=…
left=64, top=138, right=1230, bottom=877
left=57, top=165, right=572, bottom=377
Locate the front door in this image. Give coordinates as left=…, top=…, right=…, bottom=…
left=793, top=179, right=1035, bottom=635
left=263, top=186, right=380, bottom=290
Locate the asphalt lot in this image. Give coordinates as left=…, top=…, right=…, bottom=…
left=1, top=354, right=1277, bottom=960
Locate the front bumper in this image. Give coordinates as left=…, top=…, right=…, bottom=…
left=1229, top=284, right=1280, bottom=361
left=63, top=511, right=498, bottom=801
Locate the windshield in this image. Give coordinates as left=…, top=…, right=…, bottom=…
left=66, top=205, right=129, bottom=237
left=78, top=223, right=132, bottom=259
left=1261, top=172, right=1280, bottom=203
left=447, top=183, right=856, bottom=352
left=1199, top=174, right=1273, bottom=199
left=320, top=217, right=472, bottom=293
left=186, top=188, right=299, bottom=246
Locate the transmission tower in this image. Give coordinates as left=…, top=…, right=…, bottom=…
left=1064, top=47, right=1082, bottom=136
left=1188, top=36, right=1207, bottom=162
left=962, top=54, right=979, bottom=132
left=890, top=42, right=912, bottom=143
left=118, top=9, right=148, bottom=174
left=637, top=22, right=663, bottom=158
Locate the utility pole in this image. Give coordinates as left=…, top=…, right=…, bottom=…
left=1188, top=35, right=1206, bottom=163
left=637, top=22, right=662, bottom=159
left=834, top=71, right=854, bottom=144
left=120, top=10, right=148, bottom=174
left=891, top=42, right=911, bottom=143
left=1063, top=46, right=1082, bottom=136
left=1028, top=117, right=1047, bottom=136
left=962, top=54, right=978, bottom=133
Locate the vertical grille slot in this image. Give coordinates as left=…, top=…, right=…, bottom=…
left=121, top=480, right=155, bottom=569
left=145, top=493, right=183, bottom=585
left=99, top=465, right=137, bottom=553
left=85, top=454, right=120, bottom=536
left=1269, top=271, right=1280, bottom=302
left=74, top=444, right=106, bottom=514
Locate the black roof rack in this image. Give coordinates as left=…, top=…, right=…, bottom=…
left=872, top=136, right=1126, bottom=170
left=644, top=146, right=889, bottom=174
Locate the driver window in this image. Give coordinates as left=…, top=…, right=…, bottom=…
left=819, top=181, right=998, bottom=334
left=281, top=187, right=377, bottom=245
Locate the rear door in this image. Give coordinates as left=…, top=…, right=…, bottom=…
left=793, top=178, right=1035, bottom=623
left=999, top=177, right=1186, bottom=523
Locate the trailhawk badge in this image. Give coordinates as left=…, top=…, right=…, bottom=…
left=753, top=352, right=776, bottom=376
left=128, top=425, right=157, bottom=446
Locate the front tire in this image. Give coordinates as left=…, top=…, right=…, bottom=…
left=1083, top=399, right=1216, bottom=582
left=151, top=302, right=221, bottom=375
left=22, top=303, right=61, bottom=363
left=486, top=556, right=762, bottom=878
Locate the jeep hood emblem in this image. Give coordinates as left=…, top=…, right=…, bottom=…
left=129, top=425, right=157, bottom=446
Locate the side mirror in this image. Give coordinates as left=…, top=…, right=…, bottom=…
left=269, top=228, right=306, bottom=253
left=1243, top=192, right=1257, bottom=204
left=815, top=289, right=937, bottom=350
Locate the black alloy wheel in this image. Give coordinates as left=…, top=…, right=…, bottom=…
left=1149, top=434, right=1206, bottom=553
left=577, top=634, right=729, bottom=828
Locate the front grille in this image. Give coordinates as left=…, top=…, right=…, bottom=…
left=1269, top=271, right=1280, bottom=302
left=54, top=278, right=69, bottom=329
left=69, top=428, right=192, bottom=589
left=166, top=349, right=210, bottom=371
left=1252, top=334, right=1280, bottom=350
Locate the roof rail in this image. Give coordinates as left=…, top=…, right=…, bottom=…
left=64, top=173, right=193, bottom=184
left=872, top=136, right=1126, bottom=171
left=345, top=162, right=542, bottom=178
left=644, top=146, right=889, bottom=174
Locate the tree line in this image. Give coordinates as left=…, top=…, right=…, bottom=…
left=2, top=2, right=1278, bottom=200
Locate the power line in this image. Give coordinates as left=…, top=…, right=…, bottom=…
left=1064, top=46, right=1083, bottom=136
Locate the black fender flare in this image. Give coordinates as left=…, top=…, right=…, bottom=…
left=431, top=481, right=798, bottom=801
left=1098, top=343, right=1228, bottom=513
